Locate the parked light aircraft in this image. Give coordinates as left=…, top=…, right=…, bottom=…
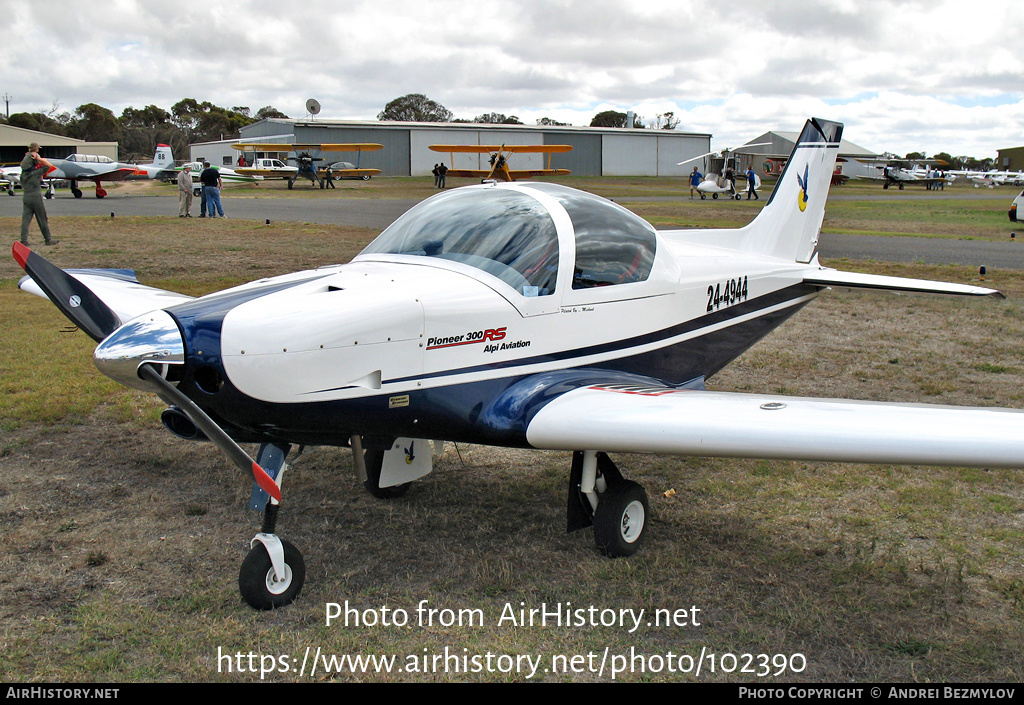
left=429, top=144, right=572, bottom=181
left=4, top=145, right=178, bottom=198
left=44, top=145, right=180, bottom=198
left=176, top=162, right=264, bottom=196
left=955, top=170, right=1024, bottom=189
left=862, top=160, right=951, bottom=190
left=15, top=118, right=1024, bottom=611
left=233, top=143, right=383, bottom=189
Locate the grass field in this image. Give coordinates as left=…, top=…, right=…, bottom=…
left=2, top=178, right=1023, bottom=682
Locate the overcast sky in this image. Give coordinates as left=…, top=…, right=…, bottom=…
left=6, top=0, right=1022, bottom=158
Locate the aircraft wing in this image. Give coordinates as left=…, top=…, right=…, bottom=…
left=444, top=169, right=572, bottom=179
left=18, top=268, right=194, bottom=324
left=525, top=385, right=1024, bottom=468
left=430, top=145, right=573, bottom=154
left=89, top=167, right=138, bottom=182
left=232, top=143, right=383, bottom=152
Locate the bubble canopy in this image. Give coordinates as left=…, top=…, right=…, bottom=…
left=359, top=183, right=657, bottom=296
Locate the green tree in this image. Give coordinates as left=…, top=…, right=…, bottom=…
left=119, top=104, right=187, bottom=161
left=378, top=94, right=453, bottom=122
left=69, top=103, right=121, bottom=142
left=590, top=110, right=643, bottom=128
left=8, top=112, right=68, bottom=136
left=536, top=117, right=570, bottom=126
left=255, top=106, right=290, bottom=120
left=473, top=112, right=523, bottom=125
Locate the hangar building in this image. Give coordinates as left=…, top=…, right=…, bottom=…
left=190, top=119, right=712, bottom=178
left=0, top=123, right=118, bottom=164
left=997, top=146, right=1024, bottom=172
left=737, top=130, right=879, bottom=179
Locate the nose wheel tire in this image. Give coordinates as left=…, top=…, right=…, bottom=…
left=593, top=480, right=649, bottom=557
left=239, top=538, right=306, bottom=610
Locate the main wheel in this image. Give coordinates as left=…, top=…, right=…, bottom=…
left=363, top=447, right=411, bottom=499
left=593, top=480, right=649, bottom=557
left=287, top=179, right=294, bottom=190
left=700, top=194, right=706, bottom=200
left=239, top=538, right=305, bottom=610
left=712, top=193, right=719, bottom=200
left=72, top=188, right=83, bottom=198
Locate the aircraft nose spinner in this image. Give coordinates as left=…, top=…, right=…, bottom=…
left=93, top=310, right=186, bottom=392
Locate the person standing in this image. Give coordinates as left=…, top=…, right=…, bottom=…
left=746, top=167, right=759, bottom=200
left=20, top=142, right=58, bottom=246
left=432, top=164, right=440, bottom=188
left=689, top=166, right=703, bottom=199
left=323, top=164, right=335, bottom=189
left=177, top=164, right=193, bottom=217
left=438, top=163, right=447, bottom=189
left=199, top=162, right=225, bottom=218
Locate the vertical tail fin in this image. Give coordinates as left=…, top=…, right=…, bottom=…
left=738, top=118, right=843, bottom=263
left=152, top=144, right=173, bottom=168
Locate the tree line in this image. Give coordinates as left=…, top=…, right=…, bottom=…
left=0, top=100, right=289, bottom=161
left=3, top=93, right=994, bottom=168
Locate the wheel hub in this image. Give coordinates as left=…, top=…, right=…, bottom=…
left=265, top=565, right=293, bottom=594
left=620, top=500, right=645, bottom=543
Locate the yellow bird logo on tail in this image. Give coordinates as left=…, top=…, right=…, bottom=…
left=796, top=164, right=809, bottom=212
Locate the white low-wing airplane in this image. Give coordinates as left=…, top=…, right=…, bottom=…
left=31, top=145, right=179, bottom=198
left=13, top=118, right=1022, bottom=610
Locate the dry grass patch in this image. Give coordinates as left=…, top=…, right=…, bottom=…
left=2, top=205, right=1023, bottom=682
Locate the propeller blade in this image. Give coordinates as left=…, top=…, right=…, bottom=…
left=137, top=363, right=282, bottom=502
left=12, top=242, right=121, bottom=343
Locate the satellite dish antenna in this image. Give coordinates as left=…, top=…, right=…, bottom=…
left=306, top=99, right=321, bottom=119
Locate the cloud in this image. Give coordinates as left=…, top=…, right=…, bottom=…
left=4, top=0, right=1021, bottom=157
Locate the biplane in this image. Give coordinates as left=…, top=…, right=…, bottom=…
left=429, top=144, right=572, bottom=181
left=232, top=143, right=383, bottom=189
left=860, top=159, right=951, bottom=190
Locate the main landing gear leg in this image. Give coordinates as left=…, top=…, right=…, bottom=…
left=238, top=442, right=306, bottom=610
left=567, top=451, right=649, bottom=557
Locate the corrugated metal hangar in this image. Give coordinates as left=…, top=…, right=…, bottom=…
left=0, top=124, right=119, bottom=164
left=191, top=119, right=712, bottom=178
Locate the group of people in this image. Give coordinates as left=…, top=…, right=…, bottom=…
left=176, top=162, right=226, bottom=218
left=432, top=163, right=448, bottom=188
left=688, top=165, right=760, bottom=200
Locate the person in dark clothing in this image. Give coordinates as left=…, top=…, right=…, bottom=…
left=199, top=162, right=225, bottom=217
left=20, top=143, right=58, bottom=245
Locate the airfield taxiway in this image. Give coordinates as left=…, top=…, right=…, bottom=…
left=2, top=190, right=1021, bottom=270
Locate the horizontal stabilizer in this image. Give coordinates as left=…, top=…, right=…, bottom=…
left=806, top=269, right=1003, bottom=298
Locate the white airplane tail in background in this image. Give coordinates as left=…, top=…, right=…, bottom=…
left=150, top=144, right=173, bottom=169
left=737, top=117, right=843, bottom=263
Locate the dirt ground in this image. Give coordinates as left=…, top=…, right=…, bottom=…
left=2, top=197, right=1024, bottom=683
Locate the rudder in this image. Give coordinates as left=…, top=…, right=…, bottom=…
left=738, top=118, right=843, bottom=263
